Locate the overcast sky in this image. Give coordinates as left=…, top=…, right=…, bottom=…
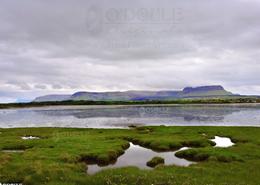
left=0, top=0, right=260, bottom=102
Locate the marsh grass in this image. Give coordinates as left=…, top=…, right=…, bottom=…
left=0, top=126, right=260, bottom=185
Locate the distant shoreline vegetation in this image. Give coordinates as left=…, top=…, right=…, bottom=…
left=1, top=96, right=260, bottom=109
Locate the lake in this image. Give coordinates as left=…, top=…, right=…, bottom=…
left=0, top=104, right=260, bottom=128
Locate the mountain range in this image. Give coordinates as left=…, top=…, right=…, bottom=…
left=33, top=85, right=235, bottom=102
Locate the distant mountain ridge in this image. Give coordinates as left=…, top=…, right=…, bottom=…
left=33, top=85, right=234, bottom=102
left=33, top=95, right=71, bottom=102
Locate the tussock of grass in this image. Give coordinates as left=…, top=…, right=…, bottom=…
left=176, top=147, right=243, bottom=162
left=146, top=156, right=165, bottom=167
left=79, top=143, right=130, bottom=165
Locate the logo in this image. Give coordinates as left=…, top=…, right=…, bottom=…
left=85, top=6, right=103, bottom=35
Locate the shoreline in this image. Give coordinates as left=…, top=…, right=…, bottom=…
left=1, top=102, right=260, bottom=110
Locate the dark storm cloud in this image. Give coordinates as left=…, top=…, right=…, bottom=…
left=0, top=0, right=260, bottom=102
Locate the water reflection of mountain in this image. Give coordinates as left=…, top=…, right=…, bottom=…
left=34, top=106, right=244, bottom=122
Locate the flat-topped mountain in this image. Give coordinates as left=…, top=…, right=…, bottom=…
left=183, top=85, right=225, bottom=93
left=33, top=85, right=234, bottom=102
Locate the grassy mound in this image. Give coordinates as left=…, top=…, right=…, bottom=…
left=146, top=156, right=165, bottom=167
left=175, top=147, right=242, bottom=162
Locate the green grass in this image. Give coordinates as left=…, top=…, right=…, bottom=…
left=146, top=156, right=165, bottom=167
left=0, top=126, right=260, bottom=185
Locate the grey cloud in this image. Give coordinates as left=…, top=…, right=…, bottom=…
left=0, top=0, right=260, bottom=102
left=34, top=84, right=47, bottom=90
left=52, top=84, right=63, bottom=89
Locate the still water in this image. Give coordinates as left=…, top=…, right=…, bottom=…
left=0, top=104, right=260, bottom=128
left=87, top=143, right=193, bottom=174
left=87, top=136, right=234, bottom=174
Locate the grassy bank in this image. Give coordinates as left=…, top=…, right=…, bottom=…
left=0, top=126, right=260, bottom=185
